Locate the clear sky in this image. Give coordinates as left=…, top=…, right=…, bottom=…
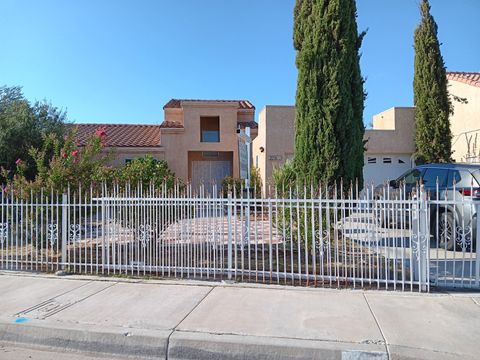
left=0, top=0, right=479, bottom=127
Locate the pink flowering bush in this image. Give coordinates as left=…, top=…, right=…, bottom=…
left=3, top=128, right=112, bottom=197
left=3, top=127, right=178, bottom=199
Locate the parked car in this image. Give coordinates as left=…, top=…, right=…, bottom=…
left=375, top=163, right=480, bottom=250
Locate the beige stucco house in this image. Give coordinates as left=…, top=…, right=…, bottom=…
left=77, top=99, right=257, bottom=189
left=253, top=72, right=480, bottom=193
left=252, top=106, right=416, bottom=193
left=447, top=72, right=480, bottom=163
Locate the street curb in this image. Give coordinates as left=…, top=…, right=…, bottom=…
left=0, top=319, right=390, bottom=360
left=168, top=331, right=389, bottom=360
left=0, top=320, right=169, bottom=359
left=1, top=320, right=467, bottom=360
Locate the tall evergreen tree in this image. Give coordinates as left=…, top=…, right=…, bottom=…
left=293, top=0, right=365, bottom=188
left=413, top=0, right=452, bottom=164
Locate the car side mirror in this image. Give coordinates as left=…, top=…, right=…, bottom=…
left=389, top=179, right=398, bottom=188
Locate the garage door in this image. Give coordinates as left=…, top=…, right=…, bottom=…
left=363, top=154, right=413, bottom=186
left=192, top=160, right=232, bottom=195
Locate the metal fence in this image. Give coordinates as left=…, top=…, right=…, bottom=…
left=0, top=183, right=479, bottom=292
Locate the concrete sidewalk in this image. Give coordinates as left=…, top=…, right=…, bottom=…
left=0, top=272, right=479, bottom=360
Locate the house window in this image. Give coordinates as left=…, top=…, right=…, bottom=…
left=200, top=116, right=220, bottom=142
left=398, top=159, right=405, bottom=164
left=383, top=157, right=392, bottom=164
left=125, top=159, right=133, bottom=164
left=367, top=157, right=376, bottom=164
left=255, top=155, right=259, bottom=168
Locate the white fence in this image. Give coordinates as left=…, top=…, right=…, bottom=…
left=0, top=184, right=479, bottom=292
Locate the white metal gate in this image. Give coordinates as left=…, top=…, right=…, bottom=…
left=0, top=184, right=478, bottom=292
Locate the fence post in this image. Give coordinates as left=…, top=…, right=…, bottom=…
left=412, top=185, right=429, bottom=291
left=101, top=198, right=106, bottom=274
left=475, top=203, right=480, bottom=287
left=227, top=192, right=233, bottom=281
left=61, top=193, right=68, bottom=271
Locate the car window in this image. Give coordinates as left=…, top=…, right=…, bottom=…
left=422, top=168, right=448, bottom=188
left=400, top=169, right=422, bottom=187
left=472, top=170, right=480, bottom=185
left=447, top=170, right=477, bottom=188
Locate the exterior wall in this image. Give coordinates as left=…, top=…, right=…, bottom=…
left=161, top=102, right=255, bottom=182
left=252, top=106, right=295, bottom=195
left=254, top=106, right=416, bottom=193
left=164, top=109, right=184, bottom=125
left=252, top=109, right=268, bottom=194
left=104, top=148, right=165, bottom=167
left=449, top=80, right=480, bottom=163
left=238, top=111, right=254, bottom=123
left=364, top=107, right=415, bottom=154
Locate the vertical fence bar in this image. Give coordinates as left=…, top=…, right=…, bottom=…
left=0, top=188, right=2, bottom=269
left=268, top=198, right=273, bottom=283
left=61, top=193, right=68, bottom=271
left=413, top=185, right=429, bottom=292
left=227, top=193, right=233, bottom=281
left=475, top=203, right=480, bottom=287
left=420, top=185, right=429, bottom=292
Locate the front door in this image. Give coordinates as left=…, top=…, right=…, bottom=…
left=192, top=160, right=232, bottom=195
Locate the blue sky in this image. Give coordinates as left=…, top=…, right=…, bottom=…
left=0, top=0, right=479, bottom=127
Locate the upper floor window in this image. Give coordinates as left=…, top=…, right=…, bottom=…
left=200, top=116, right=220, bottom=142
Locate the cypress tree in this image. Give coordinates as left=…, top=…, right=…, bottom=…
left=293, top=0, right=365, bottom=188
left=413, top=0, right=452, bottom=164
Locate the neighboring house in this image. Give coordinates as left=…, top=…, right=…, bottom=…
left=76, top=99, right=257, bottom=189
left=363, top=107, right=415, bottom=185
left=447, top=72, right=480, bottom=163
left=252, top=106, right=415, bottom=193
left=253, top=72, right=480, bottom=193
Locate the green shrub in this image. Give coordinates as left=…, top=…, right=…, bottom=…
left=116, top=155, right=177, bottom=190
left=222, top=166, right=262, bottom=198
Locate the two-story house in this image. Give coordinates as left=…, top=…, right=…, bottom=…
left=76, top=99, right=257, bottom=189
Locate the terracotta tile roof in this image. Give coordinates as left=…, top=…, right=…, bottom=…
left=160, top=121, right=184, bottom=129
left=237, top=121, right=258, bottom=129
left=74, top=124, right=161, bottom=147
left=447, top=72, right=480, bottom=88
left=163, top=99, right=255, bottom=110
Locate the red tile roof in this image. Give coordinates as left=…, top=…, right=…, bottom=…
left=163, top=99, right=255, bottom=110
left=74, top=124, right=161, bottom=147
left=159, top=121, right=184, bottom=129
left=237, top=121, right=258, bottom=129
left=447, top=72, right=480, bottom=88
